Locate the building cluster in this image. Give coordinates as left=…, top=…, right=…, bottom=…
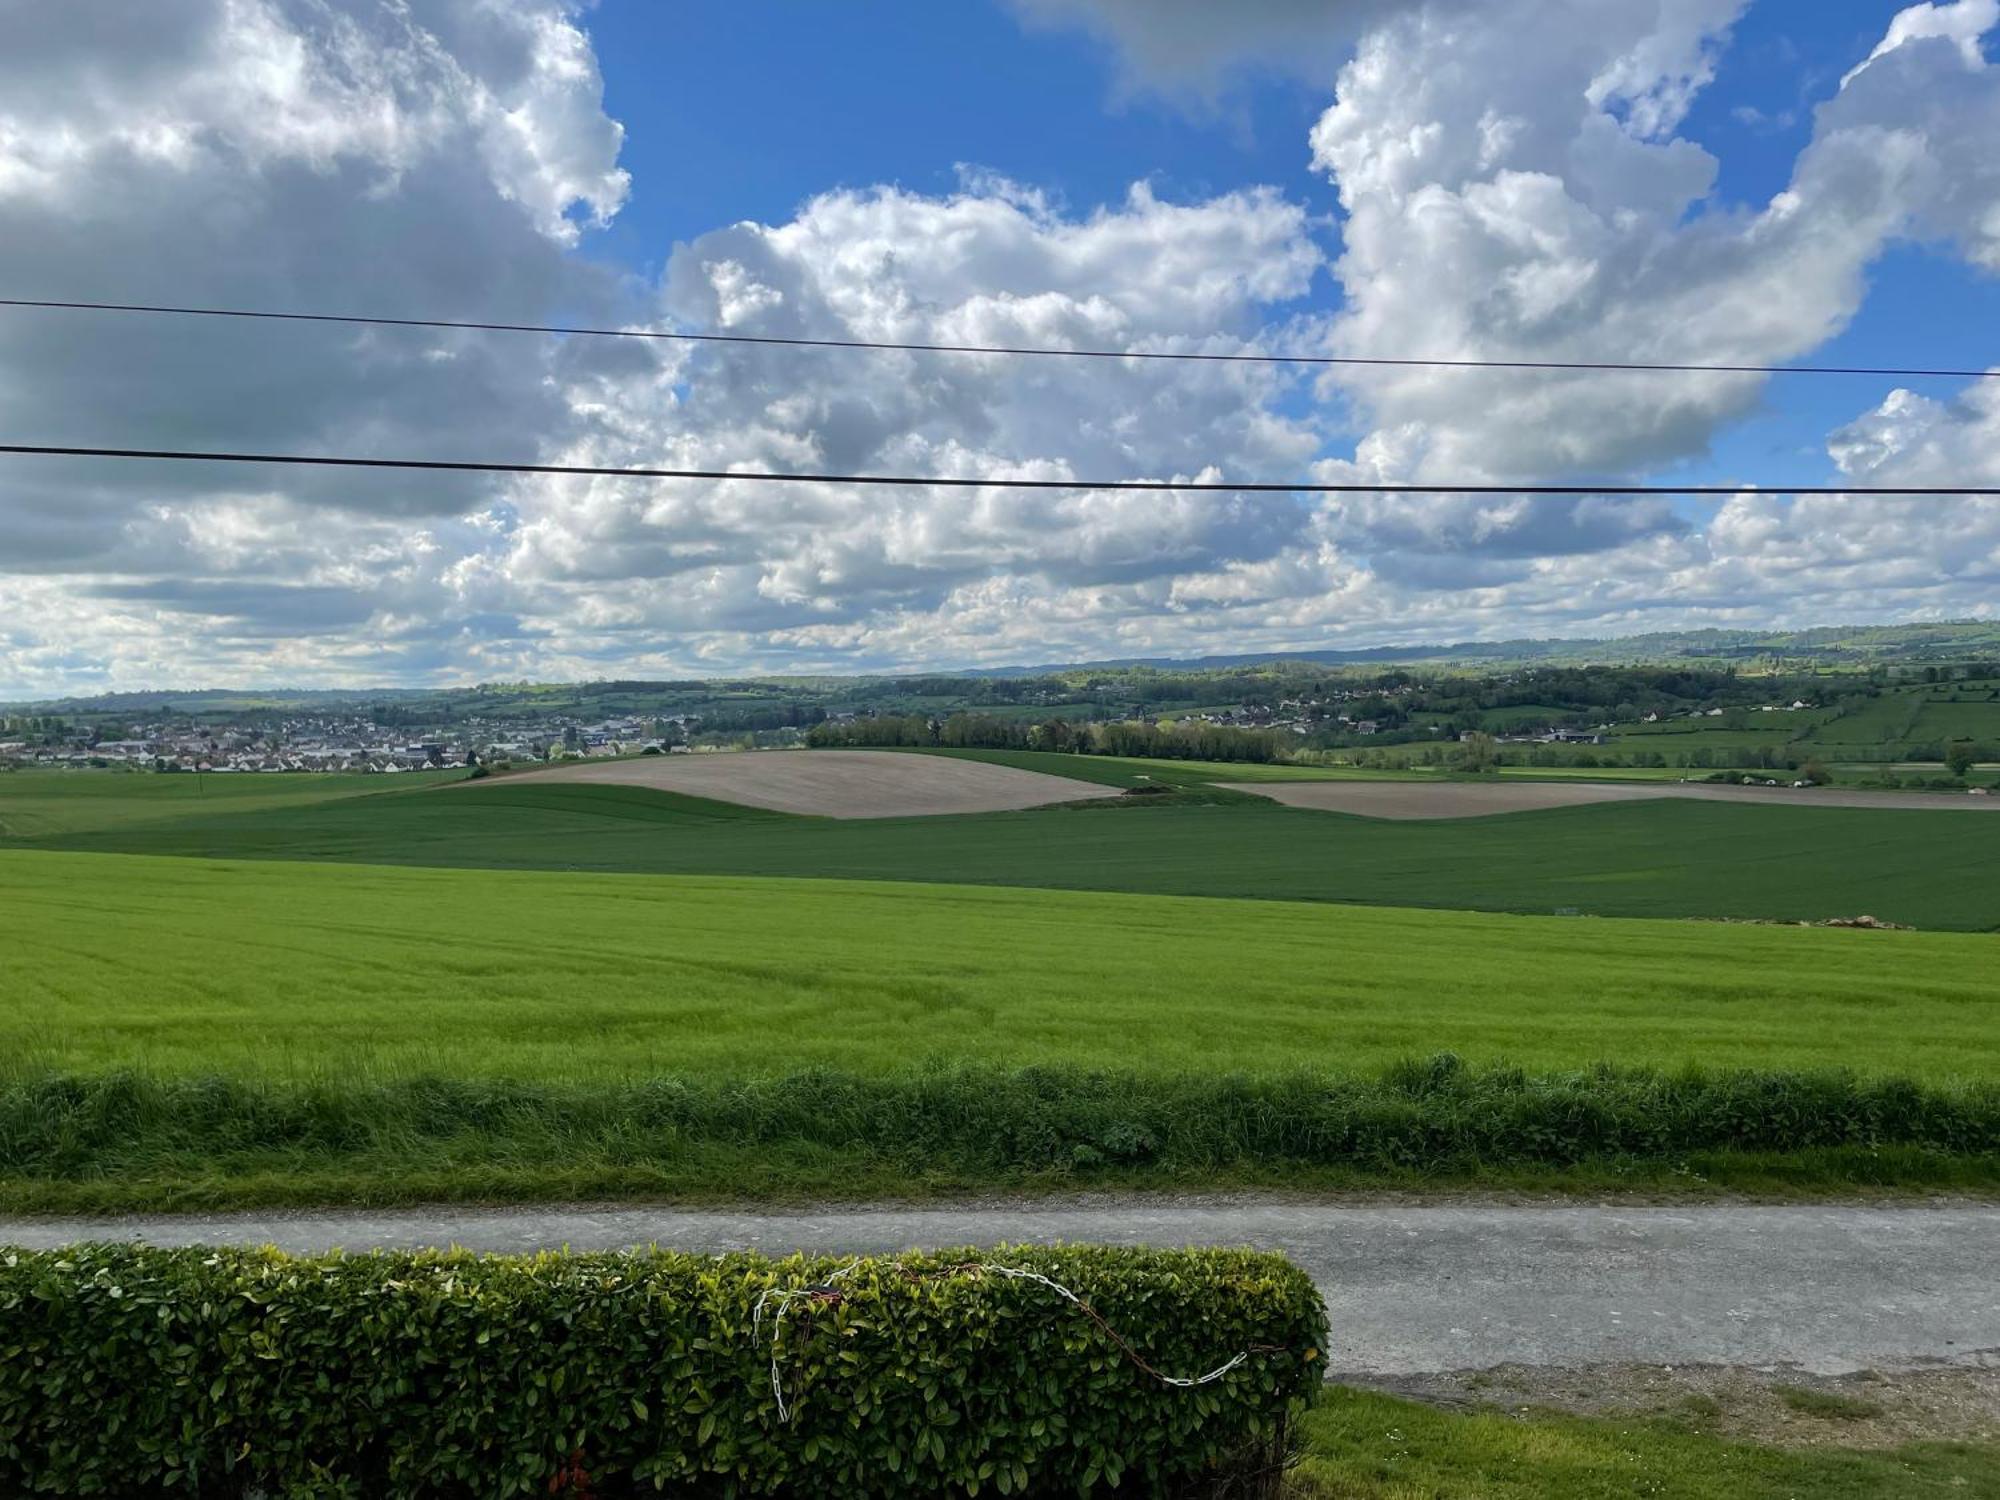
left=1180, top=695, right=1387, bottom=736
left=0, top=712, right=697, bottom=773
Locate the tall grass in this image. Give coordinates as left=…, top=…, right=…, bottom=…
left=4, top=1058, right=1995, bottom=1211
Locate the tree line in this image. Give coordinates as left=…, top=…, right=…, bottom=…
left=806, top=713, right=1287, bottom=763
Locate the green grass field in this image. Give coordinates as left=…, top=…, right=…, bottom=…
left=6, top=761, right=1999, bottom=1208
left=1292, top=1390, right=1999, bottom=1499
left=4, top=847, right=1997, bottom=1209
left=7, top=849, right=1996, bottom=1081
left=1606, top=724, right=1808, bottom=752
left=0, top=768, right=457, bottom=838
left=8, top=769, right=1996, bottom=928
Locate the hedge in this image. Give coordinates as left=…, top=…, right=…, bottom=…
left=0, top=1243, right=1327, bottom=1498
left=6, top=1059, right=1997, bottom=1210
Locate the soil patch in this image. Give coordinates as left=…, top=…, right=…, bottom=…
left=486, top=749, right=1107, bottom=818
left=1226, top=780, right=2000, bottom=819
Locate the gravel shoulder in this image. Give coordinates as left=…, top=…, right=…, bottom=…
left=1224, top=779, right=2000, bottom=818
left=7, top=1198, right=1995, bottom=1380
left=475, top=748, right=1107, bottom=818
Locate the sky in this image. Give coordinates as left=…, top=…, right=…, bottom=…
left=2, top=0, right=2000, bottom=693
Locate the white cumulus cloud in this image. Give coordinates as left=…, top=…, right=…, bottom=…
left=6, top=0, right=2000, bottom=693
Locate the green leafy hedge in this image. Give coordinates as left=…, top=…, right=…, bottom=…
left=0, top=1243, right=1326, bottom=1497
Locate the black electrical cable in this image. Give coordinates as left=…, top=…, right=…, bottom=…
left=2, top=297, right=1994, bottom=381
left=0, top=442, right=1989, bottom=495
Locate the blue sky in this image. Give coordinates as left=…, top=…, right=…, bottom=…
left=584, top=2, right=1337, bottom=271
left=2, top=0, right=1999, bottom=691
left=585, top=0, right=1997, bottom=495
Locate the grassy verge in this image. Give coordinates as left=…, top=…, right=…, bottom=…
left=5, top=1061, right=1995, bottom=1213
left=1289, top=1388, right=2000, bottom=1499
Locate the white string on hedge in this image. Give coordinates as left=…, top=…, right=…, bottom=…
left=752, top=1258, right=863, bottom=1423
left=974, top=1264, right=1255, bottom=1387
left=751, top=1259, right=1261, bottom=1424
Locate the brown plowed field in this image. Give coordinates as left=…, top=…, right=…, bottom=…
left=1223, top=779, right=2000, bottom=819
left=494, top=750, right=1107, bottom=818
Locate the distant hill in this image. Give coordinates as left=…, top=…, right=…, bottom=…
left=7, top=620, right=1998, bottom=713
left=963, top=621, right=2000, bottom=675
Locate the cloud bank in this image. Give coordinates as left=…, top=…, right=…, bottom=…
left=2, top=0, right=1999, bottom=693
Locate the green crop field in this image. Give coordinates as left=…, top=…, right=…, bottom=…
left=0, top=767, right=457, bottom=838
left=9, top=769, right=1998, bottom=928
left=6, top=760, right=1999, bottom=1209
left=8, top=849, right=1996, bottom=1082
left=4, top=846, right=1997, bottom=1209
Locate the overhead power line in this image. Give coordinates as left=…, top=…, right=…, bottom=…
left=3, top=297, right=1995, bottom=382
left=0, top=442, right=1989, bottom=495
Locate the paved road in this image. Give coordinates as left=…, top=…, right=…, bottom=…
left=7, top=1199, right=1996, bottom=1377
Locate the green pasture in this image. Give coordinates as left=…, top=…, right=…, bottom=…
left=4, top=849, right=1996, bottom=1083
left=1606, top=724, right=1808, bottom=751
left=1493, top=764, right=1694, bottom=781
left=1469, top=702, right=1578, bottom=731
left=0, top=768, right=455, bottom=838
left=1808, top=692, right=1926, bottom=744
left=1293, top=1389, right=1999, bottom=1500
left=1907, top=696, right=2000, bottom=743
left=7, top=768, right=1998, bottom=928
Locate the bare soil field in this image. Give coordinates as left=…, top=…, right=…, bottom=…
left=496, top=749, right=1107, bottom=818
left=1223, top=780, right=2000, bottom=819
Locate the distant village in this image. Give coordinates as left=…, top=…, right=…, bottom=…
left=0, top=676, right=1830, bottom=773
left=1151, top=692, right=1816, bottom=745
left=0, top=713, right=715, bottom=773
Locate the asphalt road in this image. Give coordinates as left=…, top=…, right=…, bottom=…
left=5, top=1199, right=1995, bottom=1377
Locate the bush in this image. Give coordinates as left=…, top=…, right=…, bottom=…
left=0, top=1243, right=1325, bottom=1497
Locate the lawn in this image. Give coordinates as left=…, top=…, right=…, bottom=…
left=5, top=849, right=1997, bottom=1082
left=1290, top=1389, right=2000, bottom=1499
left=11, top=772, right=1999, bottom=929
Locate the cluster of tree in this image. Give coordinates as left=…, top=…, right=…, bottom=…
left=1346, top=740, right=1853, bottom=775
left=1939, top=741, right=1992, bottom=776
left=685, top=704, right=829, bottom=733
left=0, top=715, right=73, bottom=741
left=806, top=712, right=1287, bottom=763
